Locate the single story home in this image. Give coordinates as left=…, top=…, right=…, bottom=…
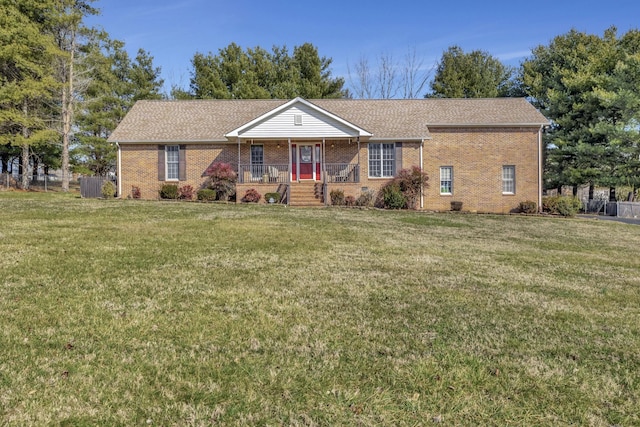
left=108, top=97, right=549, bottom=213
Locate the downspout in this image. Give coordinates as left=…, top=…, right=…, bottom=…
left=420, top=139, right=424, bottom=209
left=538, top=126, right=543, bottom=213
left=116, top=141, right=121, bottom=198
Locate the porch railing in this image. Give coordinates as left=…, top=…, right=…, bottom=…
left=238, top=164, right=288, bottom=184
left=325, top=163, right=359, bottom=183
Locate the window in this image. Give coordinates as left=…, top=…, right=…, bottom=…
left=251, top=145, right=264, bottom=177
left=502, top=165, right=515, bottom=194
left=440, top=166, right=453, bottom=194
left=368, top=143, right=395, bottom=177
left=165, top=145, right=179, bottom=180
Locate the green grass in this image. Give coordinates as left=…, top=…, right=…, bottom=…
left=1, top=192, right=639, bottom=426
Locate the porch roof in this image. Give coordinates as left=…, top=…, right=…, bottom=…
left=108, top=98, right=548, bottom=143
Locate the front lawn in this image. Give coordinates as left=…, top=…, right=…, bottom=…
left=1, top=192, right=638, bottom=425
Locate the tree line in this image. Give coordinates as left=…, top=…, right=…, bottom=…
left=1, top=1, right=639, bottom=197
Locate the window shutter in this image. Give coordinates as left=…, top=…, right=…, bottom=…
left=178, top=145, right=186, bottom=181
left=158, top=145, right=165, bottom=181
left=395, top=142, right=403, bottom=175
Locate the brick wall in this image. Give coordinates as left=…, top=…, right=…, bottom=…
left=119, top=143, right=237, bottom=199
left=120, top=129, right=540, bottom=213
left=423, top=127, right=540, bottom=213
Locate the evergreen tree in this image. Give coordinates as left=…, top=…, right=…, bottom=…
left=0, top=0, right=58, bottom=189
left=427, top=46, right=515, bottom=98
left=520, top=27, right=638, bottom=195
left=186, top=43, right=346, bottom=99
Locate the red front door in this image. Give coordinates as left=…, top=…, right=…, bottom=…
left=299, top=145, right=313, bottom=179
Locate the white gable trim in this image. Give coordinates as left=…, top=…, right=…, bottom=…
left=225, top=97, right=373, bottom=139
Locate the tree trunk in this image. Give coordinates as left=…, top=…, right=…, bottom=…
left=609, top=186, right=616, bottom=202
left=61, top=30, right=76, bottom=193
left=0, top=152, right=8, bottom=173
left=21, top=101, right=30, bottom=190
left=32, top=157, right=39, bottom=181
left=588, top=183, right=594, bottom=200
left=21, top=144, right=29, bottom=190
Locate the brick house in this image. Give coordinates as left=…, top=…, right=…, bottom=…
left=108, top=97, right=548, bottom=213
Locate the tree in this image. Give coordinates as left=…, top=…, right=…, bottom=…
left=347, top=47, right=432, bottom=99
left=74, top=36, right=164, bottom=175
left=49, top=0, right=99, bottom=191
left=185, top=43, right=346, bottom=99
left=519, top=27, right=637, bottom=195
left=427, top=46, right=515, bottom=98
left=0, top=0, right=58, bottom=189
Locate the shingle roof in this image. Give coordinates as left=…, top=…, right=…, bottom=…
left=108, top=98, right=548, bottom=143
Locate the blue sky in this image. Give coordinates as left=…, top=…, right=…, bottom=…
left=86, top=0, right=640, bottom=96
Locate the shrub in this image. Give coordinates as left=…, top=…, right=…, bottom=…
left=519, top=200, right=538, bottom=214
left=355, top=190, right=375, bottom=207
left=131, top=185, right=141, bottom=199
left=377, top=166, right=429, bottom=210
left=330, top=189, right=345, bottom=206
left=394, top=166, right=430, bottom=209
left=345, top=195, right=356, bottom=206
left=451, top=201, right=463, bottom=211
left=159, top=183, right=179, bottom=199
left=542, top=195, right=582, bottom=217
left=101, top=180, right=116, bottom=198
left=242, top=188, right=262, bottom=203
left=178, top=185, right=194, bottom=200
left=380, top=182, right=407, bottom=209
left=264, top=192, right=281, bottom=203
left=197, top=189, right=217, bottom=201
left=204, top=162, right=237, bottom=201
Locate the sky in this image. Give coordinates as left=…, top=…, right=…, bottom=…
left=86, top=0, right=640, bottom=96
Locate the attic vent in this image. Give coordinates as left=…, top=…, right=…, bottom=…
left=294, top=114, right=303, bottom=126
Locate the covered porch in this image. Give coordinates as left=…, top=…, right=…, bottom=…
left=226, top=98, right=372, bottom=205
left=236, top=139, right=362, bottom=206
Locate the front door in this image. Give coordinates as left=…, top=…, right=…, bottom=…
left=291, top=143, right=322, bottom=181
left=299, top=145, right=313, bottom=180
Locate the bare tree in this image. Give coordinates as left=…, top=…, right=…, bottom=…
left=347, top=55, right=374, bottom=99
left=377, top=52, right=398, bottom=99
left=401, top=47, right=433, bottom=99
left=348, top=48, right=432, bottom=99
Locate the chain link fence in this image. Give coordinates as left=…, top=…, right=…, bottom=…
left=1, top=173, right=80, bottom=192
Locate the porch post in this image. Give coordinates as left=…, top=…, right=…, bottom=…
left=287, top=138, right=291, bottom=204
left=420, top=139, right=424, bottom=209
left=322, top=137, right=327, bottom=206
left=357, top=136, right=361, bottom=183
left=237, top=137, right=241, bottom=183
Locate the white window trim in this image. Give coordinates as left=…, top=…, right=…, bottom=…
left=440, top=166, right=453, bottom=195
left=165, top=145, right=179, bottom=181
left=368, top=142, right=395, bottom=178
left=502, top=165, right=515, bottom=194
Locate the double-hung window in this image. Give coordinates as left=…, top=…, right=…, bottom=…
left=368, top=143, right=395, bottom=178
left=440, top=166, right=453, bottom=194
left=502, top=165, right=515, bottom=194
left=165, top=145, right=179, bottom=180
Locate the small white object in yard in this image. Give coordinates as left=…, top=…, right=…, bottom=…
left=432, top=415, right=442, bottom=423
